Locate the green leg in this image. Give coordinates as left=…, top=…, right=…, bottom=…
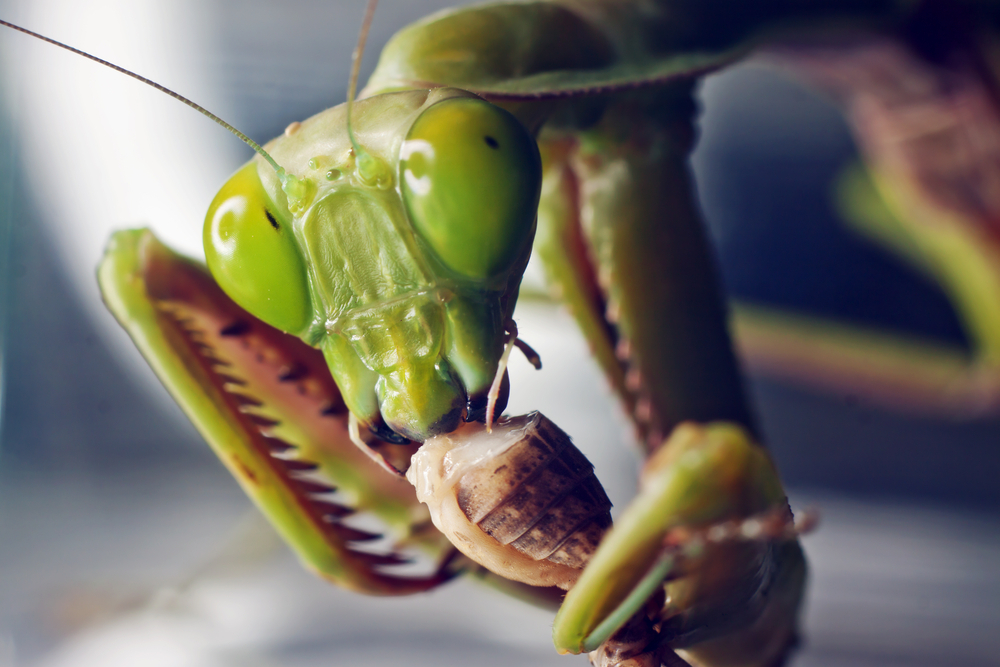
left=536, top=91, right=803, bottom=666
left=535, top=90, right=756, bottom=452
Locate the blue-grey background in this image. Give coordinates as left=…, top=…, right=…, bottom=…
left=0, top=1, right=997, bottom=665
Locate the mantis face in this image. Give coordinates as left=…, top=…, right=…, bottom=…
left=203, top=88, right=541, bottom=441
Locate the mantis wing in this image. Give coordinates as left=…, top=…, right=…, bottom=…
left=366, top=1, right=746, bottom=100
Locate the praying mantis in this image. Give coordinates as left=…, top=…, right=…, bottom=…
left=3, top=0, right=1000, bottom=665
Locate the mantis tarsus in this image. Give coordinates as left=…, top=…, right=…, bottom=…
left=1, top=0, right=1000, bottom=664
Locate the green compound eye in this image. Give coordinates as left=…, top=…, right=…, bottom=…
left=204, top=161, right=312, bottom=334
left=400, top=97, right=541, bottom=280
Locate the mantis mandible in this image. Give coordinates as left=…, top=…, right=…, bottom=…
left=4, top=0, right=1000, bottom=665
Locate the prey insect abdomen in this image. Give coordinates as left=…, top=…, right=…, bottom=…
left=456, top=415, right=611, bottom=568
left=409, top=412, right=612, bottom=589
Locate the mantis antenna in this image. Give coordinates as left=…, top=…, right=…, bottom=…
left=345, top=0, right=391, bottom=187
left=0, top=18, right=308, bottom=197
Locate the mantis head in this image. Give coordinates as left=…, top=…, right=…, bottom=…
left=202, top=87, right=542, bottom=441
left=0, top=11, right=543, bottom=444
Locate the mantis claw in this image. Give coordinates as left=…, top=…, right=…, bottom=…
left=554, top=422, right=805, bottom=665
left=100, top=229, right=454, bottom=595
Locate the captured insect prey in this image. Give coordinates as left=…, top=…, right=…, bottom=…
left=409, top=413, right=612, bottom=591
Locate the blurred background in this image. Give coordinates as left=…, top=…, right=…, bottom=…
left=0, top=1, right=997, bottom=665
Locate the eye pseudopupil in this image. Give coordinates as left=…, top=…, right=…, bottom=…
left=484, top=136, right=499, bottom=149
left=265, top=209, right=280, bottom=230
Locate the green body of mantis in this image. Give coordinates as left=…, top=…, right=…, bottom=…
left=11, top=0, right=1000, bottom=665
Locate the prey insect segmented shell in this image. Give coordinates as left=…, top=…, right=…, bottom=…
left=407, top=412, right=612, bottom=590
